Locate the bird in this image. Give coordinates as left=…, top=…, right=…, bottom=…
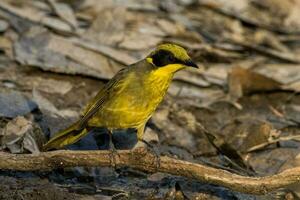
left=43, top=43, right=198, bottom=151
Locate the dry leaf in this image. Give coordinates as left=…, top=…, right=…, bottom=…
left=84, top=7, right=126, bottom=46
left=14, top=27, right=117, bottom=79
left=222, top=118, right=277, bottom=153
left=118, top=31, right=161, bottom=50
left=73, top=38, right=137, bottom=65
left=0, top=116, right=45, bottom=154
left=0, top=90, right=37, bottom=118
left=32, top=89, right=78, bottom=119
left=0, top=19, right=8, bottom=32
left=228, top=66, right=282, bottom=99
left=47, top=0, right=78, bottom=29
left=254, top=64, right=300, bottom=84
left=23, top=77, right=73, bottom=95
left=0, top=1, right=73, bottom=34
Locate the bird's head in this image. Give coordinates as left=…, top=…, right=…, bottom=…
left=146, top=43, right=198, bottom=74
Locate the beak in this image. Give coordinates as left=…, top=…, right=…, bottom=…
left=184, top=59, right=198, bottom=68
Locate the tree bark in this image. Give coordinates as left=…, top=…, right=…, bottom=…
left=0, top=148, right=299, bottom=195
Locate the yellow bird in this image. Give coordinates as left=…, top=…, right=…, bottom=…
left=43, top=43, right=198, bottom=151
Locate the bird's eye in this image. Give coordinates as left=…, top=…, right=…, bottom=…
left=168, top=54, right=175, bottom=62
left=151, top=49, right=177, bottom=67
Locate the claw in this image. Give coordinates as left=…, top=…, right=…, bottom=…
left=108, top=130, right=119, bottom=169
left=109, top=142, right=118, bottom=168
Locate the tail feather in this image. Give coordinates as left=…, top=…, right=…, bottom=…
left=43, top=122, right=88, bottom=151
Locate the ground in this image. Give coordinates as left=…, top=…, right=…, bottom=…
left=0, top=0, right=300, bottom=199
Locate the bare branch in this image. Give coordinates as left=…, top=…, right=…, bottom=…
left=0, top=148, right=299, bottom=195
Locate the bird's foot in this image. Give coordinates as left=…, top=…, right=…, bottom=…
left=109, top=141, right=120, bottom=169
left=141, top=139, right=161, bottom=171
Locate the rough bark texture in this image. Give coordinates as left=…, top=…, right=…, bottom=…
left=0, top=148, right=299, bottom=195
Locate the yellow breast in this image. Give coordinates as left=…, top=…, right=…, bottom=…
left=88, top=70, right=174, bottom=129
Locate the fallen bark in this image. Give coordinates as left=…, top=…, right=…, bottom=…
left=0, top=148, right=299, bottom=195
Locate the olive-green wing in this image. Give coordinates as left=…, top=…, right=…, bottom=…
left=77, top=67, right=132, bottom=129
left=43, top=66, right=138, bottom=150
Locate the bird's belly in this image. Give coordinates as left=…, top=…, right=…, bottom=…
left=89, top=109, right=148, bottom=129
left=88, top=74, right=171, bottom=129
left=88, top=93, right=162, bottom=129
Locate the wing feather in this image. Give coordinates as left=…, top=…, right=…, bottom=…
left=77, top=67, right=131, bottom=129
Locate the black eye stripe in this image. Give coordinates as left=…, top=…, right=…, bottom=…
left=151, top=49, right=183, bottom=67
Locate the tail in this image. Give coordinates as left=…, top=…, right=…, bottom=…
left=43, top=121, right=88, bottom=151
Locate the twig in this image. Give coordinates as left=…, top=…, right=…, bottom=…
left=246, top=135, right=300, bottom=153
left=195, top=122, right=254, bottom=175
left=0, top=149, right=299, bottom=195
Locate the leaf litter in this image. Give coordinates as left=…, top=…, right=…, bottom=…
left=0, top=0, right=299, bottom=199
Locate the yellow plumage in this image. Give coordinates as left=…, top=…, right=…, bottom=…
left=43, top=43, right=197, bottom=151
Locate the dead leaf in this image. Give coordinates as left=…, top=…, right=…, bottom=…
left=251, top=0, right=293, bottom=19
left=0, top=19, right=8, bottom=32
left=282, top=81, right=300, bottom=92
left=248, top=148, right=299, bottom=175
left=168, top=83, right=225, bottom=107
left=32, top=89, right=78, bottom=135
left=195, top=44, right=244, bottom=63
left=0, top=90, right=37, bottom=118
left=84, top=7, right=126, bottom=46
left=118, top=31, right=161, bottom=50
left=156, top=19, right=185, bottom=36
left=151, top=107, right=198, bottom=155
left=222, top=118, right=278, bottom=153
left=174, top=69, right=211, bottom=87
left=253, top=30, right=289, bottom=52
left=73, top=38, right=137, bottom=65
left=32, top=89, right=78, bottom=119
left=0, top=116, right=45, bottom=154
left=0, top=1, right=73, bottom=34
left=0, top=36, right=12, bottom=56
left=284, top=105, right=300, bottom=124
left=23, top=77, right=73, bottom=95
left=143, top=127, right=159, bottom=143
left=41, top=16, right=74, bottom=35
left=203, top=63, right=229, bottom=86
left=254, top=64, right=300, bottom=84
left=284, top=0, right=300, bottom=31
left=228, top=66, right=282, bottom=99
left=230, top=38, right=300, bottom=63
left=46, top=0, right=78, bottom=29
left=14, top=26, right=117, bottom=79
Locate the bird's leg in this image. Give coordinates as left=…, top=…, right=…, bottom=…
left=108, top=129, right=119, bottom=168
left=137, top=125, right=160, bottom=170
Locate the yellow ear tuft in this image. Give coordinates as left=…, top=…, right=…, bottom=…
left=146, top=57, right=154, bottom=65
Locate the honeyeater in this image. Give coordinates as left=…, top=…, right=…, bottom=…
left=43, top=43, right=198, bottom=151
